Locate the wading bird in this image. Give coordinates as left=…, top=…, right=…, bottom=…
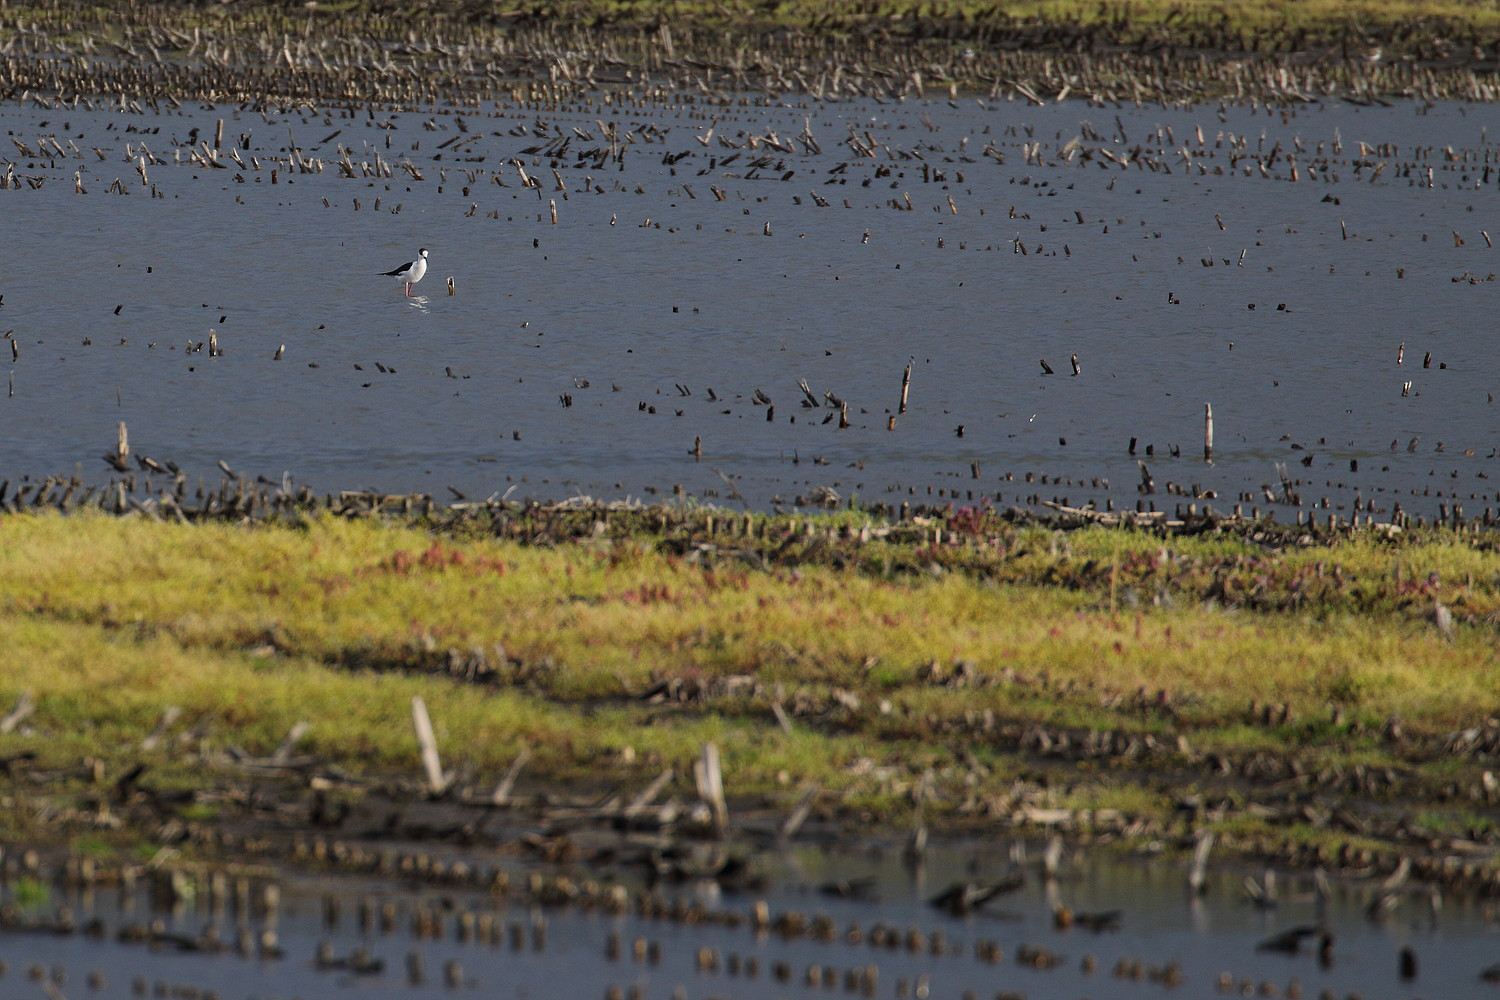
left=381, top=248, right=428, bottom=296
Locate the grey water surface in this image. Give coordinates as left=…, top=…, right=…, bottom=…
left=1, top=94, right=1497, bottom=516
left=8, top=841, right=1500, bottom=1000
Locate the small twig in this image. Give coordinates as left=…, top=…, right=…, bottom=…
left=695, top=742, right=728, bottom=837
left=1041, top=834, right=1064, bottom=881
left=624, top=768, right=674, bottom=818
left=1188, top=829, right=1214, bottom=897
left=780, top=783, right=819, bottom=839
left=490, top=747, right=532, bottom=806
left=0, top=691, right=35, bottom=733
left=410, top=696, right=449, bottom=796
left=270, top=721, right=310, bottom=764
left=1204, top=402, right=1214, bottom=463
left=140, top=706, right=181, bottom=751
left=710, top=467, right=749, bottom=511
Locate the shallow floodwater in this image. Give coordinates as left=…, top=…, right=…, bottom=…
left=1, top=93, right=1497, bottom=516
left=7, top=843, right=1500, bottom=1000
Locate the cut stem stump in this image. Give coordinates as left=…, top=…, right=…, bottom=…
left=140, top=705, right=181, bottom=751
left=1204, top=402, right=1214, bottom=463
left=490, top=747, right=531, bottom=806
left=695, top=742, right=728, bottom=837
left=271, top=720, right=310, bottom=764
left=411, top=696, right=449, bottom=796
left=0, top=691, right=34, bottom=733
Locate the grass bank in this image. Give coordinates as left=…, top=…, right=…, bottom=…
left=1, top=505, right=1497, bottom=888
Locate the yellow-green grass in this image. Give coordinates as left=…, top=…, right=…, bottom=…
left=5, top=513, right=1493, bottom=725
left=0, top=509, right=1497, bottom=863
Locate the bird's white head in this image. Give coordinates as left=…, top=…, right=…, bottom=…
left=418, top=248, right=429, bottom=259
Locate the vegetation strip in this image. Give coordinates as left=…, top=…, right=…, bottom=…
left=1, top=505, right=1497, bottom=893
left=4, top=0, right=1500, bottom=105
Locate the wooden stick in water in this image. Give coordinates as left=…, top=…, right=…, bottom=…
left=695, top=742, right=728, bottom=837
left=1204, top=402, right=1214, bottom=463
left=1188, top=830, right=1213, bottom=896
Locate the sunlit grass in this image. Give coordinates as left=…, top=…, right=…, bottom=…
left=0, top=508, right=1497, bottom=856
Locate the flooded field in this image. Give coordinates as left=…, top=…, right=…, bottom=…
left=5, top=48, right=1500, bottom=996
left=2, top=91, right=1498, bottom=519
left=5, top=2, right=1500, bottom=995
left=7, top=840, right=1500, bottom=1000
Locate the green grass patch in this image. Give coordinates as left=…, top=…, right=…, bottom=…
left=0, top=508, right=1496, bottom=866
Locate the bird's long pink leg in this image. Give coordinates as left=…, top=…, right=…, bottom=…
left=404, top=284, right=411, bottom=296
